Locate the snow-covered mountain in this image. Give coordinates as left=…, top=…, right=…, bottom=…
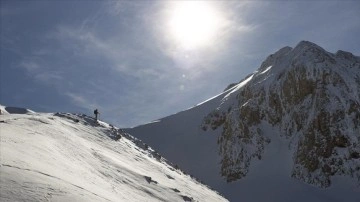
left=0, top=105, right=227, bottom=202
left=127, top=41, right=360, bottom=202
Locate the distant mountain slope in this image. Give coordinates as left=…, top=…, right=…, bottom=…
left=127, top=41, right=360, bottom=202
left=0, top=109, right=227, bottom=202
left=0, top=105, right=35, bottom=115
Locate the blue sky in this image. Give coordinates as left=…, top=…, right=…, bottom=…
left=1, top=0, right=359, bottom=127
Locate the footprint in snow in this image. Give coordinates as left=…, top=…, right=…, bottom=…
left=166, top=174, right=175, bottom=180
left=171, top=188, right=180, bottom=193
left=144, top=176, right=158, bottom=184
left=181, top=195, right=194, bottom=201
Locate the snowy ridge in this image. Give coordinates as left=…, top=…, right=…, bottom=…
left=127, top=41, right=360, bottom=201
left=0, top=109, right=227, bottom=202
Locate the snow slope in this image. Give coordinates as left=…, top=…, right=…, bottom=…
left=0, top=109, right=227, bottom=202
left=127, top=41, right=360, bottom=202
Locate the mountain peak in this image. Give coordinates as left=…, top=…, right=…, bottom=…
left=257, top=41, right=346, bottom=78
left=258, top=46, right=292, bottom=72
left=258, top=41, right=330, bottom=74
left=291, top=40, right=335, bottom=64
left=336, top=50, right=356, bottom=60
left=295, top=40, right=323, bottom=50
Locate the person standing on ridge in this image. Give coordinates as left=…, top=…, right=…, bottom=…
left=94, top=109, right=100, bottom=120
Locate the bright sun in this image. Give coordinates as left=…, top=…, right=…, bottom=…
left=167, top=1, right=222, bottom=50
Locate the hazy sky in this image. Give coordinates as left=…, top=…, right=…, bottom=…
left=1, top=0, right=359, bottom=127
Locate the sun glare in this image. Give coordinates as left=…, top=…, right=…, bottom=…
left=167, top=1, right=222, bottom=50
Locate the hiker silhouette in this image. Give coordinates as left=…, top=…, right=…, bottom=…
left=94, top=109, right=100, bottom=120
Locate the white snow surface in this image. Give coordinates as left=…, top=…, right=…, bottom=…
left=223, top=74, right=254, bottom=100
left=0, top=111, right=227, bottom=202
left=258, top=65, right=272, bottom=75
left=0, top=105, right=9, bottom=115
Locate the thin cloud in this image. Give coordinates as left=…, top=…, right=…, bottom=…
left=19, top=61, right=41, bottom=72
left=65, top=92, right=97, bottom=110
left=52, top=24, right=164, bottom=79
left=34, top=72, right=63, bottom=82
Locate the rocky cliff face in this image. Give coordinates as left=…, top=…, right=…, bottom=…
left=202, top=41, right=360, bottom=187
